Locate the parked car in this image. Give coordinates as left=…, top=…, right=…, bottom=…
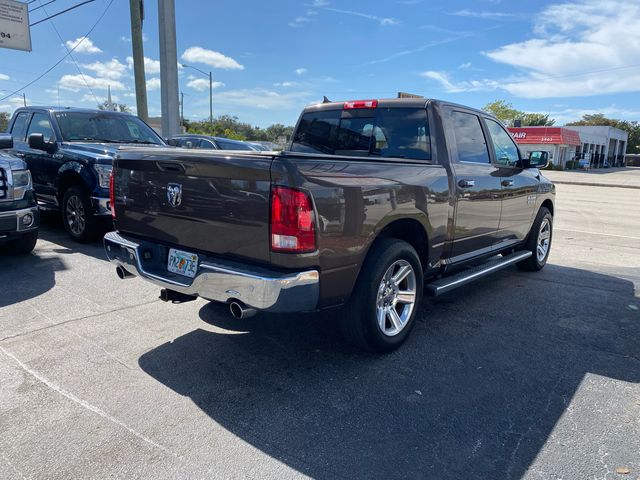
left=169, top=134, right=259, bottom=151
left=6, top=107, right=167, bottom=242
left=104, top=97, right=555, bottom=352
left=0, top=135, right=39, bottom=253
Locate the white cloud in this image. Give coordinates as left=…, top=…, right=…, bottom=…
left=273, top=81, right=299, bottom=87
left=0, top=73, right=8, bottom=81
left=58, top=74, right=125, bottom=92
left=181, top=46, right=244, bottom=70
left=450, top=9, right=516, bottom=19
left=311, top=0, right=329, bottom=6
left=65, top=37, right=102, bottom=54
left=420, top=71, right=499, bottom=93
left=295, top=68, right=307, bottom=76
left=146, top=78, right=161, bottom=90
left=186, top=78, right=225, bottom=91
left=82, top=58, right=127, bottom=80
left=323, top=7, right=399, bottom=25
left=289, top=16, right=311, bottom=27
left=210, top=88, right=311, bottom=110
left=481, top=0, right=640, bottom=98
left=458, top=62, right=472, bottom=70
left=126, top=56, right=161, bottom=75
left=423, top=1, right=640, bottom=99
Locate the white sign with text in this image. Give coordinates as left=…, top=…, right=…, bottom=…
left=0, top=0, right=31, bottom=52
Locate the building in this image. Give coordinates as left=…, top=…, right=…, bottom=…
left=508, top=125, right=629, bottom=169
left=507, top=127, right=581, bottom=169
left=563, top=126, right=628, bottom=168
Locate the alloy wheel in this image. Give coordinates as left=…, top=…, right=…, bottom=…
left=376, top=259, right=417, bottom=337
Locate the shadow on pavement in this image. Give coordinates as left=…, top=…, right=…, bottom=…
left=38, top=211, right=111, bottom=263
left=0, top=250, right=66, bottom=308
left=139, top=265, right=639, bottom=479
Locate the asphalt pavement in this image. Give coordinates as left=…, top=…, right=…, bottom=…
left=0, top=181, right=638, bottom=480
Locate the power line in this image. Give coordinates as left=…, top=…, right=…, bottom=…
left=0, top=0, right=115, bottom=103
left=36, top=0, right=99, bottom=104
left=29, top=0, right=57, bottom=13
left=30, top=0, right=95, bottom=27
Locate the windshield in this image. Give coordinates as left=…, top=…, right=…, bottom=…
left=55, top=112, right=164, bottom=145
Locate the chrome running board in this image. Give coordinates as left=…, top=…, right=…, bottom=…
left=426, top=251, right=532, bottom=296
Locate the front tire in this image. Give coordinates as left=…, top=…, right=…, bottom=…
left=517, top=207, right=553, bottom=271
left=341, top=238, right=423, bottom=353
left=7, top=231, right=38, bottom=254
left=61, top=186, right=100, bottom=242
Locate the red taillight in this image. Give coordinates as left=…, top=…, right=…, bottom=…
left=109, top=172, right=115, bottom=218
left=343, top=99, right=378, bottom=110
left=270, top=186, right=316, bottom=253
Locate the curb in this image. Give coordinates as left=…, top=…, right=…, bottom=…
left=550, top=180, right=640, bottom=190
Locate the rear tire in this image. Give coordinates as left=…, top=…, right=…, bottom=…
left=61, top=186, right=100, bottom=243
left=517, top=207, right=552, bottom=271
left=7, top=231, right=38, bottom=254
left=341, top=238, right=423, bottom=353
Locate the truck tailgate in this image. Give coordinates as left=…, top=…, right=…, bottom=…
left=113, top=149, right=274, bottom=264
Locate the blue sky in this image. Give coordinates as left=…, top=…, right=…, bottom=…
left=1, top=0, right=640, bottom=127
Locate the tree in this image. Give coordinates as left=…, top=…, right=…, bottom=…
left=185, top=115, right=294, bottom=144
left=0, top=112, right=9, bottom=132
left=482, top=100, right=555, bottom=127
left=567, top=114, right=640, bottom=154
left=97, top=101, right=131, bottom=113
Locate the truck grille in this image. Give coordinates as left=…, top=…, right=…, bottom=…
left=0, top=169, right=7, bottom=200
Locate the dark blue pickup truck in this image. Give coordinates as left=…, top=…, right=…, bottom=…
left=6, top=107, right=166, bottom=241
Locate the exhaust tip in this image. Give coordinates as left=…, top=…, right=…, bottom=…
left=116, top=266, right=133, bottom=280
left=230, top=301, right=257, bottom=319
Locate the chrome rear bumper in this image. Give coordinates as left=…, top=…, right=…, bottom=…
left=103, top=231, right=319, bottom=312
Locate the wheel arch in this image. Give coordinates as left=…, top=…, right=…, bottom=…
left=55, top=164, right=93, bottom=202
left=540, top=198, right=554, bottom=216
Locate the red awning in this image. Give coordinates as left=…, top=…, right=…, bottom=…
left=507, top=127, right=581, bottom=146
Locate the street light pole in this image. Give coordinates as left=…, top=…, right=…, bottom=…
left=182, top=64, right=213, bottom=127
left=209, top=71, right=213, bottom=125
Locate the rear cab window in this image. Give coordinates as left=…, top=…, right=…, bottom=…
left=291, top=107, right=431, bottom=161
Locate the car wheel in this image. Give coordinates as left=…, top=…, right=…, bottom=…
left=7, top=231, right=38, bottom=254
left=517, top=207, right=553, bottom=272
left=341, top=238, right=423, bottom=353
left=62, top=186, right=100, bottom=242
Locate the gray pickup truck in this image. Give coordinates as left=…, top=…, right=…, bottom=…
left=0, top=134, right=39, bottom=253
left=104, top=98, right=555, bottom=352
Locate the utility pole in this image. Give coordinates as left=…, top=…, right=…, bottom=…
left=158, top=0, right=180, bottom=138
left=22, top=93, right=26, bottom=107
left=129, top=0, right=148, bottom=121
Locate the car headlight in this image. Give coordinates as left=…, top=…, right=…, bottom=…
left=94, top=164, right=113, bottom=189
left=12, top=169, right=32, bottom=200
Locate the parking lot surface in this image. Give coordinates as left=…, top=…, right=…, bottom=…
left=1, top=182, right=638, bottom=480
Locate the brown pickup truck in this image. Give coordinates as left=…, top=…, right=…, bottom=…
left=104, top=98, right=555, bottom=352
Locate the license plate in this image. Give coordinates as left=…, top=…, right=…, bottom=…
left=167, top=248, right=198, bottom=278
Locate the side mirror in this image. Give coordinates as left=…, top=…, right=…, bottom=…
left=0, top=134, right=13, bottom=149
left=166, top=138, right=179, bottom=147
left=527, top=151, right=549, bottom=169
left=28, top=133, right=53, bottom=153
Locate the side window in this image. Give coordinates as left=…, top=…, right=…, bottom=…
left=198, top=140, right=215, bottom=150
left=10, top=112, right=30, bottom=141
left=450, top=111, right=490, bottom=164
left=26, top=113, right=55, bottom=143
left=485, top=119, right=520, bottom=166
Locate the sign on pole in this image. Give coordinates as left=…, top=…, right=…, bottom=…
left=0, top=0, right=31, bottom=52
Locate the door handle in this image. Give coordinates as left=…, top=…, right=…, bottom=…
left=458, top=179, right=475, bottom=188
left=14, top=152, right=25, bottom=158
left=501, top=179, right=514, bottom=187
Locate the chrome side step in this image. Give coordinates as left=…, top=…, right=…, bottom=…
left=426, top=251, right=532, bottom=296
